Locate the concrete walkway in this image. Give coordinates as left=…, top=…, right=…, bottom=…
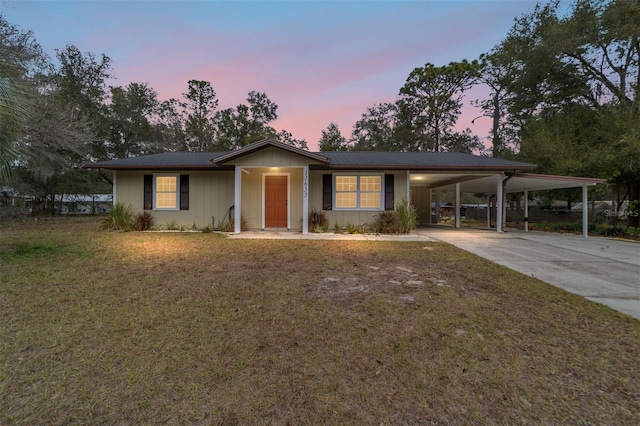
left=227, top=230, right=432, bottom=242
left=424, top=227, right=640, bottom=320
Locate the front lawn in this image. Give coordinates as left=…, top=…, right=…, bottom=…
left=1, top=218, right=638, bottom=424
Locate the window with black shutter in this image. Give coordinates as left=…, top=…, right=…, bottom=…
left=384, top=174, right=394, bottom=210
left=322, top=174, right=332, bottom=210
left=180, top=175, right=189, bottom=210
left=143, top=175, right=152, bottom=210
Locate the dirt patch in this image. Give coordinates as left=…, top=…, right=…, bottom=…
left=309, top=264, right=447, bottom=304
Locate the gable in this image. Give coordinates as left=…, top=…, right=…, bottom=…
left=232, top=146, right=325, bottom=167
left=212, top=138, right=329, bottom=166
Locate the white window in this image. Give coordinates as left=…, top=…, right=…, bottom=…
left=335, top=175, right=382, bottom=210
left=155, top=175, right=178, bottom=210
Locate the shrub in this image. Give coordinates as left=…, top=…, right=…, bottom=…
left=332, top=222, right=343, bottom=233
left=133, top=211, right=153, bottom=231
left=309, top=208, right=328, bottom=232
left=165, top=219, right=179, bottom=231
left=599, top=225, right=625, bottom=237
left=395, top=198, right=417, bottom=234
left=625, top=226, right=640, bottom=237
left=533, top=221, right=581, bottom=234
left=372, top=211, right=398, bottom=234
left=100, top=203, right=133, bottom=231
left=217, top=215, right=247, bottom=232
left=345, top=223, right=361, bottom=234
left=217, top=220, right=233, bottom=232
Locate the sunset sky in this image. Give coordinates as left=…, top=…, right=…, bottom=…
left=3, top=0, right=553, bottom=150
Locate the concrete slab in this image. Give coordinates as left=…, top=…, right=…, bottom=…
left=226, top=231, right=434, bottom=242
left=423, top=227, right=640, bottom=320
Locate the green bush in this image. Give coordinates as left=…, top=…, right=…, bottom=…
left=395, top=198, right=417, bottom=234
left=341, top=223, right=364, bottom=234
left=133, top=211, right=153, bottom=231
left=100, top=203, right=133, bottom=231
left=600, top=226, right=625, bottom=237
left=372, top=211, right=398, bottom=234
left=625, top=226, right=640, bottom=237
left=532, top=221, right=581, bottom=234
left=165, top=219, right=179, bottom=231
left=309, top=208, right=328, bottom=232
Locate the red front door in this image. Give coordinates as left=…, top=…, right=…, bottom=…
left=265, top=175, right=287, bottom=228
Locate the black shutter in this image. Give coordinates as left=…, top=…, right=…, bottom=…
left=180, top=175, right=189, bottom=210
left=384, top=174, right=394, bottom=211
left=322, top=174, right=332, bottom=210
left=143, top=174, right=152, bottom=210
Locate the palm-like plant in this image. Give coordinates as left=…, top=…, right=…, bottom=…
left=0, top=61, right=32, bottom=183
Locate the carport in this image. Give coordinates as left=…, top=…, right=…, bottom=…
left=410, top=172, right=606, bottom=237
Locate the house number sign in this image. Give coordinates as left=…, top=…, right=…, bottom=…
left=303, top=168, right=309, bottom=198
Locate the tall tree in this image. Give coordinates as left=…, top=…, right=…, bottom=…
left=350, top=103, right=402, bottom=151
left=214, top=91, right=279, bottom=150
left=181, top=80, right=218, bottom=152
left=0, top=15, right=44, bottom=183
left=474, top=47, right=522, bottom=157
left=104, top=82, right=160, bottom=158
left=442, top=129, right=485, bottom=154
left=398, top=60, right=480, bottom=152
left=498, top=0, right=639, bottom=225
left=53, top=45, right=112, bottom=160
left=274, top=129, right=307, bottom=150
left=54, top=45, right=111, bottom=116
left=17, top=87, right=101, bottom=214
left=318, top=122, right=348, bottom=151
left=0, top=59, right=32, bottom=183
left=156, top=98, right=188, bottom=152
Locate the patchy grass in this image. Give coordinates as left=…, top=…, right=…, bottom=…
left=1, top=218, right=638, bottom=424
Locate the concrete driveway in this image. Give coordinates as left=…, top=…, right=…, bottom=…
left=423, top=227, right=640, bottom=320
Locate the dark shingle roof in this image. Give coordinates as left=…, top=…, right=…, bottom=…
left=85, top=152, right=227, bottom=170
left=85, top=146, right=535, bottom=171
left=318, top=151, right=535, bottom=170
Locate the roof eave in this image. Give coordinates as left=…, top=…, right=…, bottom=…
left=84, top=164, right=232, bottom=171
left=310, top=164, right=537, bottom=171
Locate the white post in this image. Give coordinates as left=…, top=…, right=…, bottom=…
left=112, top=171, right=117, bottom=205
left=487, top=195, right=491, bottom=229
left=582, top=184, right=588, bottom=238
left=524, top=190, right=529, bottom=233
left=302, top=166, right=309, bottom=235
left=406, top=170, right=411, bottom=202
left=234, top=167, right=242, bottom=234
left=455, top=183, right=461, bottom=228
left=496, top=177, right=503, bottom=233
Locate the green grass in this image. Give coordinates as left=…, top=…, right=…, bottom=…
left=1, top=218, right=639, bottom=424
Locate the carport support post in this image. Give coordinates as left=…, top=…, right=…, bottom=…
left=582, top=183, right=588, bottom=238
left=234, top=167, right=242, bottom=234
left=487, top=195, right=491, bottom=229
left=455, top=183, right=461, bottom=228
left=496, top=177, right=503, bottom=232
left=302, top=166, right=309, bottom=235
left=524, top=190, right=529, bottom=232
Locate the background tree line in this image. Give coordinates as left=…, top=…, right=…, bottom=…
left=318, top=0, right=638, bottom=226
left=1, top=0, right=638, bottom=224
left=0, top=15, right=306, bottom=213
